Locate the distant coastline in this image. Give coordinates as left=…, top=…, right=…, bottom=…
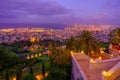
left=0, top=23, right=67, bottom=29
left=0, top=23, right=119, bottom=30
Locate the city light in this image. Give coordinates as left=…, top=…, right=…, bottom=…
left=0, top=0, right=120, bottom=79
left=80, top=51, right=84, bottom=54
left=36, top=74, right=43, bottom=80
left=102, top=71, right=111, bottom=76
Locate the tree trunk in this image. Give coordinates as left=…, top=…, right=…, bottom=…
left=6, top=70, right=10, bottom=80
left=16, top=66, right=23, bottom=80
left=42, top=62, right=45, bottom=76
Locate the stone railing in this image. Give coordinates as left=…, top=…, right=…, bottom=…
left=71, top=52, right=120, bottom=80
left=75, top=53, right=90, bottom=61
left=71, top=53, right=88, bottom=80
left=102, top=62, right=120, bottom=80
left=90, top=58, right=120, bottom=71
left=109, top=49, right=120, bottom=57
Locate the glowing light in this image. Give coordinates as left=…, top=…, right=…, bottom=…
left=35, top=54, right=38, bottom=57
left=102, top=71, right=107, bottom=75
left=39, top=53, right=42, bottom=56
left=13, top=77, right=16, bottom=80
left=91, top=51, right=94, bottom=54
left=100, top=50, right=104, bottom=54
left=36, top=74, right=43, bottom=80
left=98, top=57, right=102, bottom=60
left=81, top=51, right=84, bottom=54
left=110, top=54, right=113, bottom=57
left=31, top=55, right=34, bottom=58
left=30, top=37, right=36, bottom=43
left=102, top=71, right=111, bottom=76
left=102, top=71, right=110, bottom=76
left=37, top=29, right=44, bottom=32
left=45, top=72, right=48, bottom=77
left=100, top=48, right=103, bottom=51
left=0, top=29, right=14, bottom=32
left=103, top=48, right=105, bottom=50
left=71, top=51, right=74, bottom=54
left=90, top=59, right=95, bottom=63
left=27, top=55, right=30, bottom=59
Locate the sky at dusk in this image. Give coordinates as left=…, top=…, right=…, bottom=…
left=0, top=0, right=120, bottom=25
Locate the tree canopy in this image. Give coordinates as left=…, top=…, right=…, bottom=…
left=110, top=28, right=120, bottom=45
left=0, top=46, right=19, bottom=71
left=76, top=31, right=100, bottom=55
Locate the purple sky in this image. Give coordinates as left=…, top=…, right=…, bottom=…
left=0, top=0, right=120, bottom=25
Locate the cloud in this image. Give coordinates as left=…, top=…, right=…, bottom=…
left=98, top=0, right=120, bottom=19
left=0, top=0, right=70, bottom=20
left=0, top=0, right=120, bottom=25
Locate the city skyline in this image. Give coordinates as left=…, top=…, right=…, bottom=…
left=0, top=0, right=120, bottom=27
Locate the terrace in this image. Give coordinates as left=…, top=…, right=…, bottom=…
left=71, top=52, right=120, bottom=80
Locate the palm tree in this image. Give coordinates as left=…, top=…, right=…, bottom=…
left=66, top=36, right=76, bottom=51
left=110, top=28, right=120, bottom=44
left=76, top=31, right=100, bottom=56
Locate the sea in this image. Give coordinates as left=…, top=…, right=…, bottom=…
left=0, top=23, right=119, bottom=30
left=0, top=23, right=68, bottom=30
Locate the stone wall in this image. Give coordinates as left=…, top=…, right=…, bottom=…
left=72, top=53, right=120, bottom=80
left=109, top=49, right=120, bottom=57
left=75, top=53, right=90, bottom=61
left=90, top=58, right=120, bottom=71
left=102, top=62, right=120, bottom=80
left=71, top=54, right=88, bottom=80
